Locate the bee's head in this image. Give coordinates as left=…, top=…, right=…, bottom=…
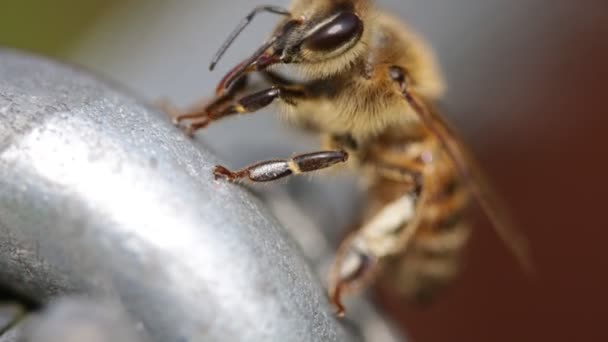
left=212, top=1, right=370, bottom=94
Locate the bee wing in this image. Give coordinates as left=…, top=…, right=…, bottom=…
left=403, top=90, right=533, bottom=273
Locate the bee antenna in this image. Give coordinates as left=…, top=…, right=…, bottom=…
left=209, top=5, right=291, bottom=71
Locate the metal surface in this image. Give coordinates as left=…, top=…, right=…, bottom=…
left=0, top=303, right=23, bottom=334
left=0, top=49, right=363, bottom=342
left=0, top=326, right=19, bottom=342
left=21, top=298, right=147, bottom=342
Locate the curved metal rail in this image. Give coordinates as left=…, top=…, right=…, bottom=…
left=0, top=50, right=368, bottom=342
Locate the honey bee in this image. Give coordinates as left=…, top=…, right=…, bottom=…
left=165, top=0, right=531, bottom=316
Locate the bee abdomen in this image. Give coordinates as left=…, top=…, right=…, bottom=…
left=383, top=178, right=473, bottom=302
left=388, top=219, right=471, bottom=301
left=413, top=221, right=471, bottom=256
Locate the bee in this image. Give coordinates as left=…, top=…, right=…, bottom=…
left=165, top=0, right=531, bottom=316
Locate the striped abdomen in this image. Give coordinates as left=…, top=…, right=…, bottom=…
left=381, top=168, right=472, bottom=303
left=329, top=132, right=472, bottom=308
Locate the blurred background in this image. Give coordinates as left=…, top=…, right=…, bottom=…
left=1, top=0, right=607, bottom=341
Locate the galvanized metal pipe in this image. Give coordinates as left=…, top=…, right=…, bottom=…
left=0, top=50, right=366, bottom=342
left=20, top=298, right=148, bottom=342
left=0, top=326, right=19, bottom=342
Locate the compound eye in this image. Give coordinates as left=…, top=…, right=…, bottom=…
left=304, top=12, right=363, bottom=51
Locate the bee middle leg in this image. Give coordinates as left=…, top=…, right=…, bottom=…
left=213, top=150, right=348, bottom=183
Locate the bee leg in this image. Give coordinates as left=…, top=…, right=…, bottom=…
left=329, top=169, right=426, bottom=316
left=205, top=85, right=305, bottom=124
left=159, top=75, right=250, bottom=127
left=164, top=73, right=308, bottom=135
left=213, top=150, right=348, bottom=183
left=181, top=82, right=307, bottom=136
left=260, top=70, right=298, bottom=87
left=329, top=233, right=379, bottom=317
left=174, top=86, right=300, bottom=135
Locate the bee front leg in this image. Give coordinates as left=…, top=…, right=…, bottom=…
left=187, top=85, right=306, bottom=136
left=213, top=150, right=348, bottom=183
left=158, top=75, right=250, bottom=136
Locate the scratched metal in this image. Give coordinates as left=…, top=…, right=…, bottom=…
left=0, top=49, right=362, bottom=342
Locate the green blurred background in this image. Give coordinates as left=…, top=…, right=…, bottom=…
left=0, top=0, right=118, bottom=58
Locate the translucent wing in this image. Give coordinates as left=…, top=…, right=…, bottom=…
left=402, top=90, right=533, bottom=273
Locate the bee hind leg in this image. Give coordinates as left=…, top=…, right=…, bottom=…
left=329, top=234, right=379, bottom=317
left=329, top=170, right=425, bottom=316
